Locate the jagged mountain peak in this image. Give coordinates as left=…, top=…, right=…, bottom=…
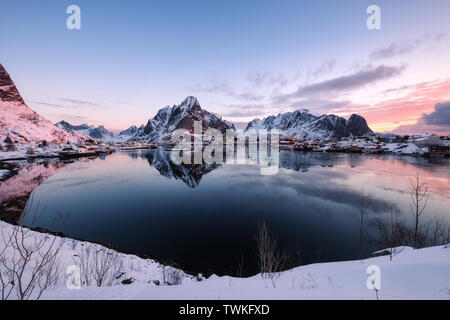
left=130, top=96, right=235, bottom=143
left=180, top=96, right=200, bottom=110
left=347, top=114, right=372, bottom=137
left=245, top=108, right=373, bottom=140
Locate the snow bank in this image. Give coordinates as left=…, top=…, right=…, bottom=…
left=0, top=143, right=66, bottom=160
left=1, top=219, right=449, bottom=300
left=0, top=220, right=198, bottom=300
left=0, top=142, right=115, bottom=161
left=384, top=142, right=427, bottom=155
left=44, top=243, right=450, bottom=300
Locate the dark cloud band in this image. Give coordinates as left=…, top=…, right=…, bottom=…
left=423, top=102, right=450, bottom=126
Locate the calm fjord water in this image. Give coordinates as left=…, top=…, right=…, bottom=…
left=14, top=149, right=450, bottom=276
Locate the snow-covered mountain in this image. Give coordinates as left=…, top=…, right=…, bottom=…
left=130, top=96, right=236, bottom=143
left=56, top=120, right=117, bottom=141
left=118, top=125, right=141, bottom=141
left=245, top=109, right=373, bottom=140
left=56, top=121, right=143, bottom=142
left=0, top=65, right=86, bottom=144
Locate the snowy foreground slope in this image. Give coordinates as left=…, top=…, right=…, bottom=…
left=44, top=245, right=450, bottom=300
left=1, top=220, right=449, bottom=300
left=0, top=220, right=198, bottom=300
left=1, top=216, right=450, bottom=300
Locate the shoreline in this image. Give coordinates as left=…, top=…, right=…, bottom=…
left=1, top=139, right=449, bottom=164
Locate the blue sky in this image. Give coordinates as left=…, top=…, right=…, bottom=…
left=1, top=0, right=450, bottom=132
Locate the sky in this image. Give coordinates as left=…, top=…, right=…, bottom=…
left=1, top=0, right=450, bottom=134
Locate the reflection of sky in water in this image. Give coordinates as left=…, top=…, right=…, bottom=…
left=23, top=150, right=450, bottom=276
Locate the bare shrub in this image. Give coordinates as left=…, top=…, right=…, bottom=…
left=235, top=254, right=245, bottom=278
left=369, top=172, right=449, bottom=256
left=298, top=273, right=319, bottom=290
left=0, top=200, right=63, bottom=300
left=77, top=246, right=92, bottom=286
left=370, top=210, right=450, bottom=254
left=255, top=221, right=290, bottom=288
left=76, top=246, right=123, bottom=287
left=0, top=233, right=14, bottom=300
left=161, top=265, right=184, bottom=286
left=370, top=214, right=410, bottom=258
left=409, top=172, right=430, bottom=248
left=430, top=212, right=450, bottom=246
left=91, top=248, right=123, bottom=287
left=167, top=269, right=183, bottom=285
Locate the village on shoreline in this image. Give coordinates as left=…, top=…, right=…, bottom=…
left=0, top=132, right=449, bottom=168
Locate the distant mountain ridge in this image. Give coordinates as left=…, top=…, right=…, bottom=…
left=245, top=109, right=373, bottom=140
left=0, top=64, right=86, bottom=143
left=56, top=121, right=114, bottom=141
left=119, top=125, right=140, bottom=139
left=56, top=120, right=139, bottom=142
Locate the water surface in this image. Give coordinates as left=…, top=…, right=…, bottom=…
left=2, top=149, right=449, bottom=276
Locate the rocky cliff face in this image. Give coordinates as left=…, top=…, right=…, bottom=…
left=245, top=109, right=373, bottom=140
left=346, top=114, right=372, bottom=137
left=0, top=64, right=86, bottom=144
left=131, top=96, right=236, bottom=143
left=0, top=65, right=25, bottom=104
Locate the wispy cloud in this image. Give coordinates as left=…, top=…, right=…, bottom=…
left=246, top=71, right=289, bottom=88
left=44, top=113, right=88, bottom=122
left=370, top=33, right=446, bottom=61
left=221, top=103, right=268, bottom=118
left=274, top=64, right=406, bottom=103
left=307, top=59, right=336, bottom=80
left=58, top=98, right=101, bottom=107
left=187, top=80, right=265, bottom=101
left=188, top=80, right=234, bottom=96
left=381, top=81, right=433, bottom=94
left=31, top=101, right=72, bottom=109
left=234, top=92, right=265, bottom=101
left=32, top=97, right=111, bottom=110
